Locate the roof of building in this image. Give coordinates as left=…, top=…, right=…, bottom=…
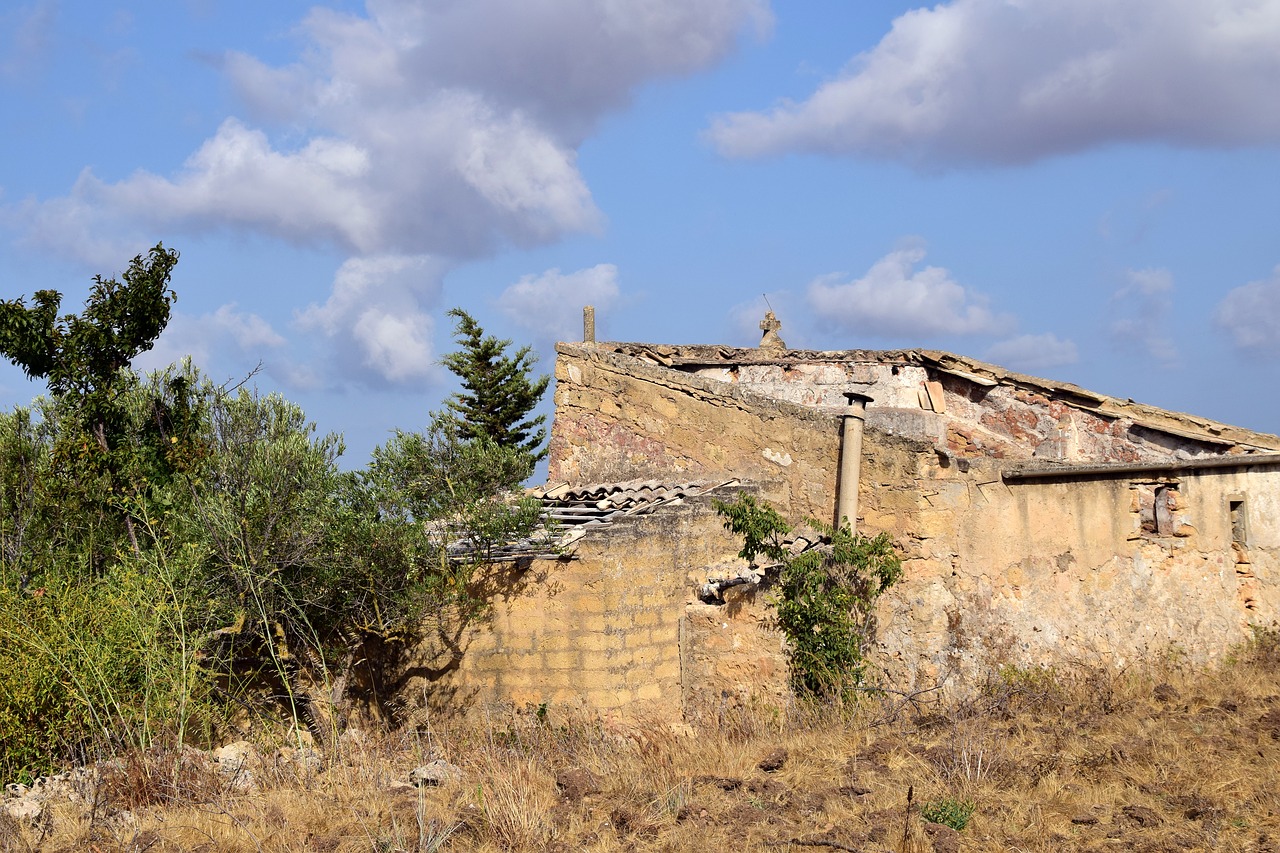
left=531, top=478, right=739, bottom=530
left=579, top=341, right=1280, bottom=454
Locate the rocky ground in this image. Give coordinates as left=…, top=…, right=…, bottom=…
left=4, top=642, right=1280, bottom=852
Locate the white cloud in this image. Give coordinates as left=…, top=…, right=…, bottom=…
left=1116, top=266, right=1173, bottom=298
left=1215, top=265, right=1280, bottom=356
left=985, top=333, right=1079, bottom=373
left=133, top=304, right=284, bottom=374
left=296, top=254, right=448, bottom=386
left=22, top=0, right=767, bottom=263
left=211, top=304, right=287, bottom=351
left=12, top=0, right=766, bottom=389
left=807, top=243, right=1012, bottom=338
left=497, top=264, right=621, bottom=343
left=1, top=1, right=56, bottom=80
left=1109, top=267, right=1178, bottom=366
left=708, top=0, right=1280, bottom=166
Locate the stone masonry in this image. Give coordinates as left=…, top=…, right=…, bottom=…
left=406, top=334, right=1280, bottom=720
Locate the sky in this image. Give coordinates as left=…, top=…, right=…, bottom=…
left=2, top=0, right=1279, bottom=470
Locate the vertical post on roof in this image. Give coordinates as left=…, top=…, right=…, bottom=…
left=583, top=305, right=596, bottom=343
left=837, top=391, right=873, bottom=533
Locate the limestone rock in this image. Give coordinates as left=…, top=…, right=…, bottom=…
left=410, top=759, right=463, bottom=788
left=276, top=745, right=324, bottom=775
left=555, top=768, right=601, bottom=803
left=214, top=740, right=262, bottom=791
left=2, top=795, right=45, bottom=826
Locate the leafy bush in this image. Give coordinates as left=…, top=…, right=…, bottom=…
left=0, top=251, right=554, bottom=777
left=714, top=494, right=902, bottom=697
left=921, top=796, right=976, bottom=830
left=0, top=541, right=216, bottom=781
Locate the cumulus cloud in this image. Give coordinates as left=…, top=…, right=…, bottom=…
left=985, top=333, right=1079, bottom=373
left=133, top=304, right=285, bottom=374
left=497, top=264, right=621, bottom=343
left=296, top=254, right=448, bottom=386
left=1109, top=267, right=1178, bottom=366
left=23, top=0, right=766, bottom=263
left=708, top=0, right=1280, bottom=166
left=14, top=0, right=766, bottom=385
left=807, top=243, right=1012, bottom=339
left=1215, top=265, right=1280, bottom=357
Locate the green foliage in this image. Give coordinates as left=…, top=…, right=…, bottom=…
left=362, top=418, right=551, bottom=613
left=0, top=247, right=558, bottom=777
left=0, top=244, right=181, bottom=556
left=0, top=244, right=177, bottom=401
left=441, top=308, right=550, bottom=474
left=0, top=538, right=217, bottom=782
left=921, top=797, right=976, bottom=831
left=714, top=495, right=902, bottom=697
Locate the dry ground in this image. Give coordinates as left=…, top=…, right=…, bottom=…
left=4, top=640, right=1280, bottom=853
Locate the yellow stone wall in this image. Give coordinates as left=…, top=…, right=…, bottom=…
left=406, top=343, right=1280, bottom=720
left=401, top=496, right=745, bottom=722
left=548, top=343, right=842, bottom=521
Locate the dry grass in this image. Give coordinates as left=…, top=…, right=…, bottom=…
left=6, top=640, right=1280, bottom=853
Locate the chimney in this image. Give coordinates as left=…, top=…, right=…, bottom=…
left=837, top=391, right=873, bottom=532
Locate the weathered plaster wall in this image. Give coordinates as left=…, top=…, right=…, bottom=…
left=690, top=360, right=1250, bottom=464
left=679, top=457, right=1280, bottom=697
left=429, top=342, right=1280, bottom=718
left=846, top=450, right=1280, bottom=685
left=549, top=344, right=842, bottom=520
left=401, top=496, right=744, bottom=722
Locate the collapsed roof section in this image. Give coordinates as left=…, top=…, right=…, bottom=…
left=588, top=342, right=1280, bottom=460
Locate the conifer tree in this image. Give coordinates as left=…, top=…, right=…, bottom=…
left=441, top=308, right=550, bottom=470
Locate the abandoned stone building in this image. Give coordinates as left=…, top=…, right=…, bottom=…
left=406, top=316, right=1280, bottom=722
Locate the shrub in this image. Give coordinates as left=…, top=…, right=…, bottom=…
left=921, top=796, right=976, bottom=830
left=714, top=495, right=902, bottom=697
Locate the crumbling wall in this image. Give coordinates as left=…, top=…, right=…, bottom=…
left=689, top=360, right=1249, bottom=464
left=683, top=583, right=790, bottom=721
left=865, top=461, right=1280, bottom=687
left=506, top=341, right=1280, bottom=714
left=549, top=344, right=842, bottom=520
left=401, top=496, right=743, bottom=723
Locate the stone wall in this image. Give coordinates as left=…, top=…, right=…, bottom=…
left=687, top=358, right=1261, bottom=463
left=549, top=343, right=843, bottom=520
left=679, top=452, right=1280, bottom=695
left=400, top=494, right=745, bottom=722
left=683, top=583, right=790, bottom=721
left=416, top=342, right=1280, bottom=719
left=869, top=462, right=1280, bottom=687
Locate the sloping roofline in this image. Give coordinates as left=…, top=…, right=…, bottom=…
left=584, top=342, right=1280, bottom=453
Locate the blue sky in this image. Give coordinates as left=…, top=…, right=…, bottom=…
left=2, top=0, right=1279, bottom=467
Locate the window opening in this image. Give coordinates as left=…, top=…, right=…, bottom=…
left=1229, top=498, right=1247, bottom=547
left=1154, top=486, right=1176, bottom=536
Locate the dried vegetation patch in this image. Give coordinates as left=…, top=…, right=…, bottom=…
left=5, top=641, right=1280, bottom=852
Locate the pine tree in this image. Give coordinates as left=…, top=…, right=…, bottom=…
left=441, top=308, right=550, bottom=469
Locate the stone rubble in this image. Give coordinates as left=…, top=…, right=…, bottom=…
left=409, top=759, right=464, bottom=788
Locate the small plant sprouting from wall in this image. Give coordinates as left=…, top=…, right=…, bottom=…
left=713, top=494, right=902, bottom=697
